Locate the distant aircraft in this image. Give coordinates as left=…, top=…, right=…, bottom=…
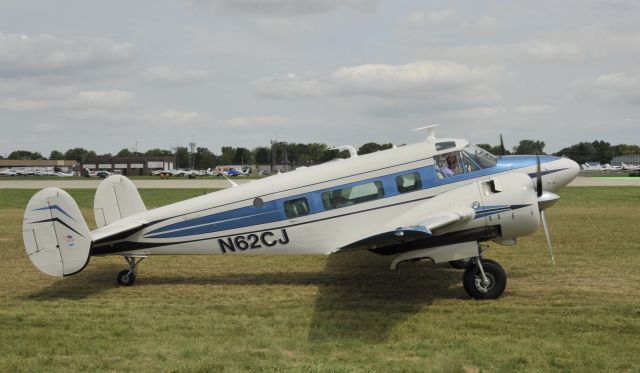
left=22, top=126, right=579, bottom=299
left=580, top=162, right=603, bottom=171
left=620, top=162, right=640, bottom=171
left=602, top=163, right=621, bottom=171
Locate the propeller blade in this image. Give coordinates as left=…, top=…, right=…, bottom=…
left=499, top=134, right=505, bottom=156
left=540, top=210, right=556, bottom=265
left=536, top=154, right=543, bottom=197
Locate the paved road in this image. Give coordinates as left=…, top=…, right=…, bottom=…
left=0, top=176, right=638, bottom=189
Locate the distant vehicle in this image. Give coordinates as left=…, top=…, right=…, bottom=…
left=22, top=126, right=579, bottom=299
left=0, top=169, right=17, bottom=177
left=55, top=171, right=75, bottom=177
left=85, top=169, right=112, bottom=178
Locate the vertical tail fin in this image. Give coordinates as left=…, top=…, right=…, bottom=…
left=94, top=175, right=146, bottom=228
left=23, top=188, right=92, bottom=277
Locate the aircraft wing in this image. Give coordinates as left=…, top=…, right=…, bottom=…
left=336, top=204, right=475, bottom=252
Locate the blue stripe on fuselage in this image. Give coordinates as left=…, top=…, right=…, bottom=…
left=141, top=155, right=561, bottom=239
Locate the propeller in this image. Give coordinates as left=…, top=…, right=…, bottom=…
left=499, top=134, right=506, bottom=156
left=535, top=154, right=558, bottom=265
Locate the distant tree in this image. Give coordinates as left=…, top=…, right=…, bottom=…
left=554, top=140, right=640, bottom=164
left=476, top=143, right=510, bottom=155
left=253, top=147, right=270, bottom=164
left=8, top=150, right=45, bottom=160
left=194, top=147, right=215, bottom=169
left=116, top=148, right=132, bottom=157
left=513, top=140, right=546, bottom=155
left=145, top=148, right=173, bottom=157
left=174, top=147, right=190, bottom=169
left=64, top=148, right=96, bottom=162
left=233, top=147, right=251, bottom=164
left=219, top=146, right=235, bottom=165
left=97, top=153, right=113, bottom=158
left=357, top=142, right=394, bottom=155
left=49, top=150, right=64, bottom=160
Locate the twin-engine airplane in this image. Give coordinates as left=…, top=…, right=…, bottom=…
left=23, top=127, right=579, bottom=299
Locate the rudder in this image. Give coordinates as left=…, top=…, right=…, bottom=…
left=94, top=175, right=146, bottom=228
left=23, top=188, right=92, bottom=277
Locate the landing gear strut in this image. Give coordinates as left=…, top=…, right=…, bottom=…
left=116, top=256, right=146, bottom=286
left=462, top=258, right=507, bottom=299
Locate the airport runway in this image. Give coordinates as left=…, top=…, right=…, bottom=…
left=1, top=176, right=639, bottom=189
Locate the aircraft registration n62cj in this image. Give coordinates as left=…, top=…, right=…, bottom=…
left=22, top=126, right=579, bottom=299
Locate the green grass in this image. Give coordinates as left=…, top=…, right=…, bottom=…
left=1, top=187, right=639, bottom=372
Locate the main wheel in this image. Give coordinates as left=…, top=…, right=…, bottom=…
left=117, top=270, right=136, bottom=286
left=449, top=258, right=473, bottom=269
left=463, top=259, right=506, bottom=300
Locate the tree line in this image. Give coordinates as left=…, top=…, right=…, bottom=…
left=2, top=139, right=637, bottom=168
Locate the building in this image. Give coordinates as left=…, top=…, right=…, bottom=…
left=611, top=155, right=640, bottom=166
left=0, top=159, right=78, bottom=172
left=83, top=155, right=176, bottom=176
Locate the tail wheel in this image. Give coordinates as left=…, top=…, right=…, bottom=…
left=117, top=270, right=136, bottom=286
left=463, top=259, right=507, bottom=300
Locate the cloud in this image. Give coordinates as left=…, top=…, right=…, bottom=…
left=512, top=104, right=557, bottom=115
left=0, top=33, right=132, bottom=76
left=157, top=109, right=205, bottom=123
left=224, top=115, right=294, bottom=127
left=254, top=61, right=503, bottom=110
left=0, top=90, right=133, bottom=112
left=408, top=9, right=456, bottom=26
left=574, top=71, right=640, bottom=103
left=141, top=65, right=211, bottom=84
left=253, top=73, right=336, bottom=98
left=187, top=0, right=378, bottom=16
left=465, top=16, right=499, bottom=34
left=332, top=61, right=497, bottom=95
left=440, top=106, right=507, bottom=119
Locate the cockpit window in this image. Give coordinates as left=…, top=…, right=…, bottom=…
left=462, top=145, right=498, bottom=169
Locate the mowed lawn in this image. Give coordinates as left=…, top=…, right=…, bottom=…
left=1, top=187, right=639, bottom=372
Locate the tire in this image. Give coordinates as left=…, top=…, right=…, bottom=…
left=117, top=270, right=136, bottom=286
left=449, top=258, right=473, bottom=269
left=463, top=259, right=506, bottom=300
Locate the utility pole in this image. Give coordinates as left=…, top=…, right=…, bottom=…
left=189, top=142, right=196, bottom=169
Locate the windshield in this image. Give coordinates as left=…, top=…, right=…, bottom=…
left=462, top=145, right=498, bottom=169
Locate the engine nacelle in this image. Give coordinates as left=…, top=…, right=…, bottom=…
left=479, top=173, right=540, bottom=240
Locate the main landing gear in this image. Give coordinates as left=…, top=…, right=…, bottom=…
left=116, top=256, right=146, bottom=286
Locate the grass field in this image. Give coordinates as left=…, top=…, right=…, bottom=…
left=1, top=187, right=639, bottom=372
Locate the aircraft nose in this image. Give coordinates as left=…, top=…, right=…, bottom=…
left=555, top=157, right=580, bottom=188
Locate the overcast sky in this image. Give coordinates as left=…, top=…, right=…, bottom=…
left=1, top=0, right=639, bottom=156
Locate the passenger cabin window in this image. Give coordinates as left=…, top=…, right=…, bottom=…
left=322, top=181, right=384, bottom=210
left=396, top=172, right=422, bottom=193
left=284, top=198, right=310, bottom=219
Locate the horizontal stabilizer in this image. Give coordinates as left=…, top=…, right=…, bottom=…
left=23, top=188, right=92, bottom=277
left=94, top=175, right=146, bottom=228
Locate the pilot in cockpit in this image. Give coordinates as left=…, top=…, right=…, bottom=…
left=438, top=153, right=462, bottom=177
left=439, top=158, right=455, bottom=177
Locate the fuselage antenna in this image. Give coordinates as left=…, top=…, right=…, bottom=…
left=411, top=124, right=440, bottom=142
